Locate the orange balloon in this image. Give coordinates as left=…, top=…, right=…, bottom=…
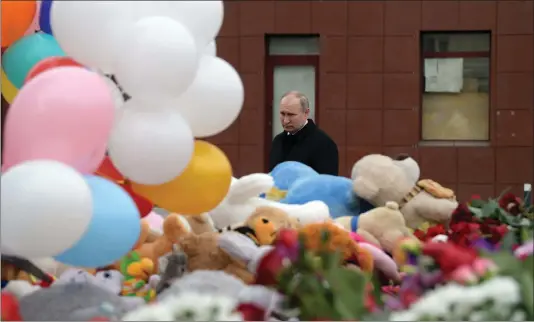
left=1, top=1, right=37, bottom=48
left=25, top=57, right=84, bottom=84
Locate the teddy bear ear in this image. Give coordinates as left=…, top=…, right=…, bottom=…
left=163, top=214, right=191, bottom=241
left=353, top=177, right=379, bottom=200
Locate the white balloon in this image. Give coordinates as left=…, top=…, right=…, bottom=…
left=1, top=160, right=93, bottom=258
left=51, top=2, right=136, bottom=73
left=204, top=41, right=217, bottom=56
left=133, top=1, right=224, bottom=49
left=96, top=74, right=125, bottom=110
left=108, top=100, right=194, bottom=185
left=115, top=16, right=199, bottom=102
left=176, top=56, right=244, bottom=138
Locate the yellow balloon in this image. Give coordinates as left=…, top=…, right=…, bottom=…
left=1, top=68, right=18, bottom=103
left=131, top=140, right=233, bottom=215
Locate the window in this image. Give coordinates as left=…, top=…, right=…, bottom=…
left=264, top=35, right=320, bottom=170
left=421, top=32, right=490, bottom=142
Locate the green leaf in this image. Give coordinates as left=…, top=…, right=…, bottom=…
left=481, top=200, right=500, bottom=219
left=500, top=230, right=518, bottom=250
left=468, top=206, right=483, bottom=218
left=370, top=274, right=384, bottom=307
left=470, top=199, right=486, bottom=208
left=520, top=271, right=534, bottom=320
left=324, top=267, right=368, bottom=319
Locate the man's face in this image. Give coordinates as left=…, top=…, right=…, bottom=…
left=279, top=96, right=309, bottom=133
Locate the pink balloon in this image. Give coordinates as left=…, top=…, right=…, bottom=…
left=3, top=67, right=115, bottom=173
left=23, top=1, right=41, bottom=36
left=143, top=212, right=164, bottom=231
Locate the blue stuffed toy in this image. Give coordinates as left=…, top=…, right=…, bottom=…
left=265, top=161, right=375, bottom=219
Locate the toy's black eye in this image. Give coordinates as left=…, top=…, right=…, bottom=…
left=77, top=270, right=84, bottom=275
left=262, top=218, right=269, bottom=224
left=104, top=272, right=111, bottom=278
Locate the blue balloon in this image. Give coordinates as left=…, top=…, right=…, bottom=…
left=39, top=0, right=54, bottom=35
left=1, top=32, right=65, bottom=88
left=55, top=175, right=141, bottom=268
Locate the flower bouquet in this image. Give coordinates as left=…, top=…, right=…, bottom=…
left=414, top=192, right=534, bottom=250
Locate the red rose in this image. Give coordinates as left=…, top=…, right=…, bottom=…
left=254, top=249, right=287, bottom=286
left=499, top=193, right=522, bottom=215
left=451, top=204, right=475, bottom=224
left=275, top=229, right=299, bottom=250
left=426, top=225, right=446, bottom=238
left=236, top=303, right=266, bottom=321
left=413, top=229, right=428, bottom=241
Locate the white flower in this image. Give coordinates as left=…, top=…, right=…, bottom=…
left=121, top=292, right=244, bottom=321
left=121, top=304, right=174, bottom=321
left=389, top=276, right=522, bottom=321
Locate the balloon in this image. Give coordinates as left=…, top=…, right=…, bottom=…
left=55, top=175, right=141, bottom=268
left=1, top=32, right=65, bottom=88
left=204, top=40, right=217, bottom=56
left=176, top=56, right=244, bottom=138
left=1, top=160, right=93, bottom=258
left=24, top=56, right=83, bottom=84
left=50, top=2, right=136, bottom=73
left=133, top=1, right=223, bottom=50
left=23, top=1, right=41, bottom=36
left=1, top=69, right=18, bottom=104
left=143, top=212, right=164, bottom=231
left=122, top=185, right=153, bottom=218
left=1, top=1, right=37, bottom=47
left=108, top=101, right=194, bottom=185
left=39, top=0, right=53, bottom=35
left=95, top=156, right=153, bottom=217
left=115, top=16, right=198, bottom=101
left=132, top=140, right=232, bottom=215
left=100, top=75, right=125, bottom=110
left=95, top=155, right=124, bottom=182
left=3, top=67, right=115, bottom=173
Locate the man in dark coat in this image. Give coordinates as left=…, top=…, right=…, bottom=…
left=268, top=91, right=339, bottom=175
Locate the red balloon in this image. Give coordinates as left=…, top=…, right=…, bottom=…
left=122, top=184, right=153, bottom=218
left=94, top=156, right=153, bottom=218
left=24, top=56, right=84, bottom=84
left=95, top=156, right=124, bottom=182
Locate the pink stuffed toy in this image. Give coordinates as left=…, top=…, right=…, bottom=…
left=350, top=232, right=400, bottom=282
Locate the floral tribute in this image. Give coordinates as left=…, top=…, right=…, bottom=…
left=68, top=193, right=534, bottom=321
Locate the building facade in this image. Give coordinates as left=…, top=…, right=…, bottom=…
left=209, top=0, right=533, bottom=201
left=1, top=1, right=532, bottom=202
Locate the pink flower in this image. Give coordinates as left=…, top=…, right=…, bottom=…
left=450, top=265, right=478, bottom=285
left=471, top=258, right=497, bottom=277
left=514, top=240, right=534, bottom=260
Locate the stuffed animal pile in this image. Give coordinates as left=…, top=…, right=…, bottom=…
left=1, top=153, right=467, bottom=321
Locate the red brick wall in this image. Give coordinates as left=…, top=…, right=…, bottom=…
left=1, top=1, right=532, bottom=201
left=211, top=0, right=534, bottom=201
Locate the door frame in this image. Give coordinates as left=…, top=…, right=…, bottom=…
left=264, top=55, right=320, bottom=172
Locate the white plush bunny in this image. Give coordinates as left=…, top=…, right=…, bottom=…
left=208, top=174, right=331, bottom=229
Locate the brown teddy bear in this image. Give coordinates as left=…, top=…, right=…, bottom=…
left=178, top=231, right=254, bottom=284
left=351, top=154, right=458, bottom=229
left=105, top=214, right=189, bottom=272
left=335, top=202, right=416, bottom=253
left=217, top=206, right=301, bottom=246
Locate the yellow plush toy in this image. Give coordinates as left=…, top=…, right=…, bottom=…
left=119, top=251, right=156, bottom=302
left=217, top=206, right=300, bottom=246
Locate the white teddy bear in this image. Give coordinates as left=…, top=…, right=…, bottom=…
left=208, top=173, right=331, bottom=229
